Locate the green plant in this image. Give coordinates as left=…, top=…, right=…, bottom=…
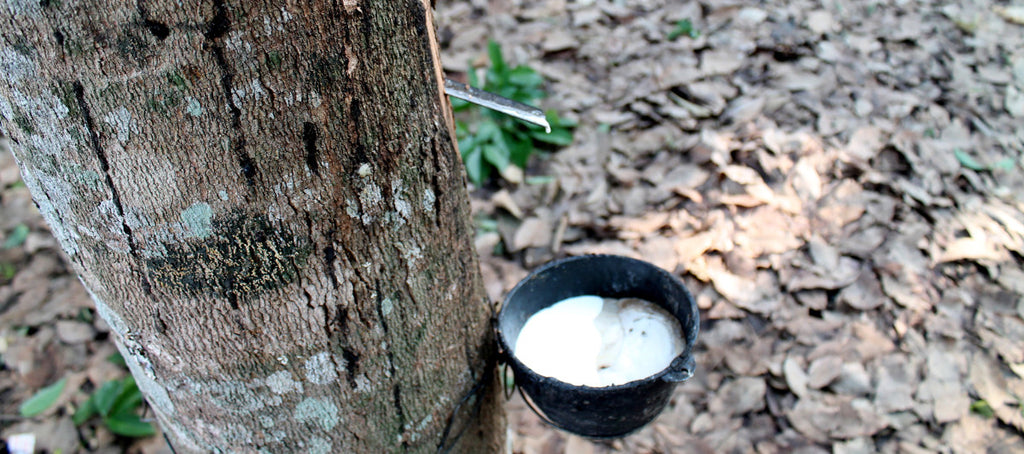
left=107, top=351, right=127, bottom=367
left=452, top=40, right=575, bottom=185
left=954, top=148, right=1016, bottom=172
left=0, top=262, right=16, bottom=280
left=76, top=307, right=95, bottom=324
left=2, top=223, right=29, bottom=249
left=73, top=375, right=155, bottom=437
left=19, top=377, right=68, bottom=417
left=73, top=354, right=155, bottom=437
left=668, top=19, right=700, bottom=40
left=969, top=399, right=994, bottom=418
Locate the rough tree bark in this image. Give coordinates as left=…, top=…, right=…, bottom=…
left=0, top=1, right=505, bottom=452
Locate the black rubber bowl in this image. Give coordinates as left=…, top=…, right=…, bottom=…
left=496, top=254, right=699, bottom=438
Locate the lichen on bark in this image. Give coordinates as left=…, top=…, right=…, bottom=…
left=146, top=210, right=311, bottom=302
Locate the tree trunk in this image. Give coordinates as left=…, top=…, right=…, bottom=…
left=0, top=1, right=505, bottom=452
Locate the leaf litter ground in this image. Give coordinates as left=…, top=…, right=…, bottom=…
left=445, top=0, right=1024, bottom=452
left=2, top=0, right=1024, bottom=452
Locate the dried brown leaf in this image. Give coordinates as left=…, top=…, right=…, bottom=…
left=733, top=208, right=804, bottom=256
left=608, top=212, right=670, bottom=238
left=839, top=226, right=887, bottom=258
left=785, top=256, right=860, bottom=291
left=936, top=235, right=1004, bottom=263
left=807, top=355, right=843, bottom=389
left=700, top=49, right=745, bottom=76
left=845, top=126, right=885, bottom=161
left=491, top=189, right=523, bottom=219
left=723, top=339, right=772, bottom=376
left=786, top=399, right=831, bottom=443
left=719, top=193, right=766, bottom=208
left=562, top=240, right=639, bottom=259
left=722, top=96, right=765, bottom=124
left=563, top=435, right=595, bottom=454
left=832, top=361, right=873, bottom=396
left=639, top=236, right=679, bottom=272
left=783, top=357, right=809, bottom=398
left=969, top=353, right=1024, bottom=432
left=874, top=355, right=918, bottom=413
left=807, top=237, right=839, bottom=271
left=705, top=261, right=777, bottom=315
left=708, top=376, right=767, bottom=416
left=837, top=269, right=887, bottom=311
left=658, top=164, right=708, bottom=191
left=994, top=5, right=1024, bottom=25
left=55, top=321, right=95, bottom=345
left=806, top=10, right=838, bottom=34
left=675, top=232, right=716, bottom=264
left=879, top=273, right=932, bottom=312
left=722, top=165, right=763, bottom=185
left=790, top=158, right=822, bottom=200
left=916, top=378, right=968, bottom=423
left=512, top=217, right=553, bottom=252
left=851, top=322, right=895, bottom=361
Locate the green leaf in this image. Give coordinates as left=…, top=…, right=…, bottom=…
left=109, top=376, right=144, bottom=418
left=463, top=147, right=488, bottom=186
left=453, top=40, right=576, bottom=185
left=668, top=19, right=700, bottom=41
left=485, top=69, right=506, bottom=92
left=107, top=352, right=126, bottom=367
left=993, top=157, right=1016, bottom=171
left=467, top=64, right=480, bottom=88
left=519, top=88, right=547, bottom=104
left=93, top=380, right=122, bottom=417
left=19, top=377, right=68, bottom=417
left=0, top=262, right=15, bottom=280
left=491, top=82, right=518, bottom=101
left=103, top=413, right=156, bottom=437
left=525, top=175, right=555, bottom=185
left=487, top=40, right=507, bottom=77
left=955, top=149, right=987, bottom=171
left=505, top=131, right=534, bottom=168
left=455, top=120, right=470, bottom=139
left=72, top=394, right=98, bottom=426
left=970, top=399, right=994, bottom=418
left=508, top=66, right=543, bottom=89
left=449, top=96, right=471, bottom=111
left=532, top=127, right=574, bottom=146
left=77, top=307, right=95, bottom=324
left=502, top=364, right=515, bottom=390
left=458, top=136, right=478, bottom=159
left=482, top=144, right=511, bottom=170
left=476, top=120, right=502, bottom=143
left=547, top=110, right=578, bottom=128
left=3, top=224, right=29, bottom=250
left=475, top=217, right=498, bottom=233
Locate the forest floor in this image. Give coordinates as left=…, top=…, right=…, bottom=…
left=3, top=0, right=1024, bottom=453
